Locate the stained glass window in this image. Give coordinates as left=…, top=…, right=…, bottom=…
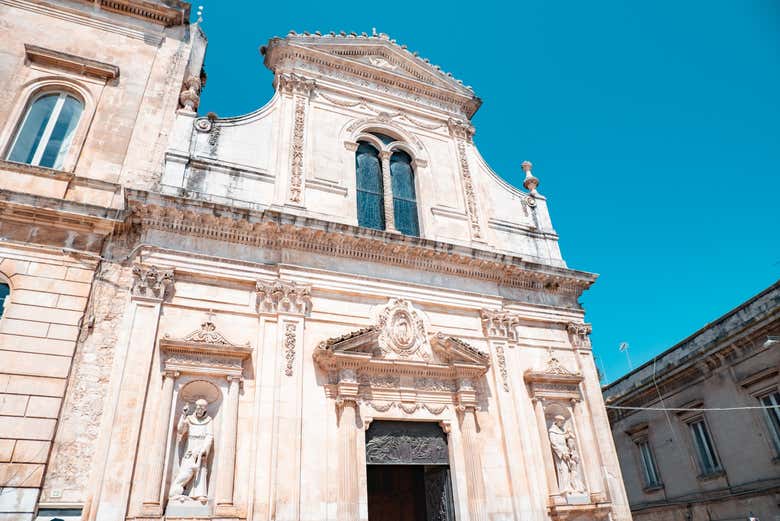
left=390, top=150, right=419, bottom=237
left=356, top=142, right=385, bottom=230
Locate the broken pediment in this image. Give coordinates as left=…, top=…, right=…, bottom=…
left=313, top=298, right=490, bottom=378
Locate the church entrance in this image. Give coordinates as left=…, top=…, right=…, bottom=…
left=365, top=421, right=455, bottom=521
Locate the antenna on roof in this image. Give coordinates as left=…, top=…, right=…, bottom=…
left=619, top=342, right=633, bottom=370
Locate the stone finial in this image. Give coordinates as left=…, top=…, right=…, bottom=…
left=522, top=161, right=539, bottom=196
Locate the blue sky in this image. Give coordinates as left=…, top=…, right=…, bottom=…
left=194, top=0, right=780, bottom=383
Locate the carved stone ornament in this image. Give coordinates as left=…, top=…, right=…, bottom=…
left=160, top=312, right=252, bottom=377
left=365, top=420, right=449, bottom=465
left=376, top=298, right=428, bottom=359
left=131, top=264, right=174, bottom=300
left=314, top=298, right=490, bottom=413
left=288, top=96, right=307, bottom=204
left=179, top=75, right=202, bottom=113
left=567, top=322, right=593, bottom=348
left=256, top=278, right=312, bottom=315
left=448, top=119, right=483, bottom=241
left=480, top=309, right=521, bottom=340
left=275, top=72, right=317, bottom=96
left=525, top=354, right=583, bottom=402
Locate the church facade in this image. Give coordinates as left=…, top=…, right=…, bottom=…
left=0, top=1, right=631, bottom=520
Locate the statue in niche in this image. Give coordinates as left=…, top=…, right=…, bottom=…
left=548, top=415, right=586, bottom=494
left=169, top=399, right=214, bottom=501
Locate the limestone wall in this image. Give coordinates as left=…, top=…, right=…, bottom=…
left=0, top=243, right=96, bottom=520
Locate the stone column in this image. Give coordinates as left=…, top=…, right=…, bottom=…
left=215, top=375, right=242, bottom=515
left=533, top=397, right=560, bottom=498
left=379, top=150, right=397, bottom=232
left=569, top=399, right=604, bottom=499
left=337, top=398, right=360, bottom=521
left=458, top=405, right=487, bottom=521
left=140, top=369, right=179, bottom=516
left=91, top=265, right=173, bottom=521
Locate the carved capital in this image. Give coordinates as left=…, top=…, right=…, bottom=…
left=480, top=309, right=520, bottom=340
left=131, top=264, right=174, bottom=300
left=162, top=369, right=180, bottom=380
left=447, top=118, right=475, bottom=141
left=276, top=72, right=316, bottom=97
left=379, top=150, right=393, bottom=160
left=256, top=278, right=312, bottom=315
left=567, top=322, right=593, bottom=348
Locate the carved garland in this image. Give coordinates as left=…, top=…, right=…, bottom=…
left=288, top=96, right=306, bottom=204
left=284, top=322, right=297, bottom=376
left=449, top=120, right=482, bottom=240
left=495, top=344, right=509, bottom=392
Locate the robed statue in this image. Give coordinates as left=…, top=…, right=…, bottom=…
left=548, top=415, right=586, bottom=494
left=169, top=399, right=214, bottom=500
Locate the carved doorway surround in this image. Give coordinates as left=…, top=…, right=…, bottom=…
left=313, top=298, right=491, bottom=521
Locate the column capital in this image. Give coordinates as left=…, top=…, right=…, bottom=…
left=256, top=277, right=311, bottom=315
left=162, top=369, right=180, bottom=380
left=226, top=375, right=243, bottom=384
left=132, top=264, right=174, bottom=301
left=480, top=309, right=520, bottom=340
left=379, top=150, right=393, bottom=160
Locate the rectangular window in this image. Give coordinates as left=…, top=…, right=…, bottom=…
left=637, top=440, right=661, bottom=487
left=760, top=391, right=780, bottom=455
left=689, top=419, right=721, bottom=475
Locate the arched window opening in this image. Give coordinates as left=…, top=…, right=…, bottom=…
left=368, top=132, right=396, bottom=145
left=390, top=150, right=420, bottom=237
left=0, top=283, right=9, bottom=318
left=355, top=142, right=385, bottom=230
left=7, top=92, right=83, bottom=169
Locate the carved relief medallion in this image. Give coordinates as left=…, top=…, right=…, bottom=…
left=377, top=299, right=428, bottom=359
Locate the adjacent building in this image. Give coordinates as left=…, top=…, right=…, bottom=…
left=604, top=282, right=780, bottom=521
left=0, top=1, right=632, bottom=520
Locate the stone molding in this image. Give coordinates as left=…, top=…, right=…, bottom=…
left=24, top=44, right=119, bottom=80
left=129, top=197, right=595, bottom=299
left=256, top=278, right=312, bottom=315
left=131, top=264, right=174, bottom=301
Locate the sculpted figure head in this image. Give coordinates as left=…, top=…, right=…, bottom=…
left=554, top=415, right=566, bottom=429
left=194, top=399, right=208, bottom=419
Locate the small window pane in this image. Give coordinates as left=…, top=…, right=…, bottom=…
left=355, top=142, right=385, bottom=230
left=760, top=392, right=780, bottom=454
left=7, top=93, right=58, bottom=164
left=40, top=95, right=82, bottom=169
left=638, top=440, right=660, bottom=486
left=390, top=151, right=419, bottom=237
left=690, top=420, right=720, bottom=474
left=0, top=283, right=9, bottom=318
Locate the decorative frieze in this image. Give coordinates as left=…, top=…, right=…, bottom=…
left=495, top=344, right=509, bottom=392
left=276, top=72, right=317, bottom=96
left=256, top=278, right=312, bottom=315
left=131, top=264, right=174, bottom=300
left=288, top=96, right=307, bottom=204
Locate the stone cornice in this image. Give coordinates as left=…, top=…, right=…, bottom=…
left=25, top=44, right=119, bottom=80
left=77, top=0, right=190, bottom=26
left=126, top=190, right=597, bottom=299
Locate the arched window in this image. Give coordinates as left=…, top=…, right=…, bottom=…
left=355, top=142, right=386, bottom=230
left=7, top=92, right=83, bottom=169
left=390, top=150, right=420, bottom=237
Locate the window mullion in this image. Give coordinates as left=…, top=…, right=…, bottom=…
left=31, top=93, right=65, bottom=166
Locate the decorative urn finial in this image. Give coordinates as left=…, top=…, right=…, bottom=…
left=522, top=160, right=539, bottom=196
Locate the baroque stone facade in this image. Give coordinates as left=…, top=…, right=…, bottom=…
left=603, top=282, right=780, bottom=521
left=0, top=2, right=631, bottom=520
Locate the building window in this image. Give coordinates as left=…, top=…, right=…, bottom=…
left=636, top=439, right=662, bottom=488
left=759, top=391, right=780, bottom=455
left=688, top=418, right=721, bottom=476
left=0, top=283, right=8, bottom=318
left=390, top=150, right=419, bottom=237
left=7, top=91, right=83, bottom=169
left=355, top=142, right=385, bottom=230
